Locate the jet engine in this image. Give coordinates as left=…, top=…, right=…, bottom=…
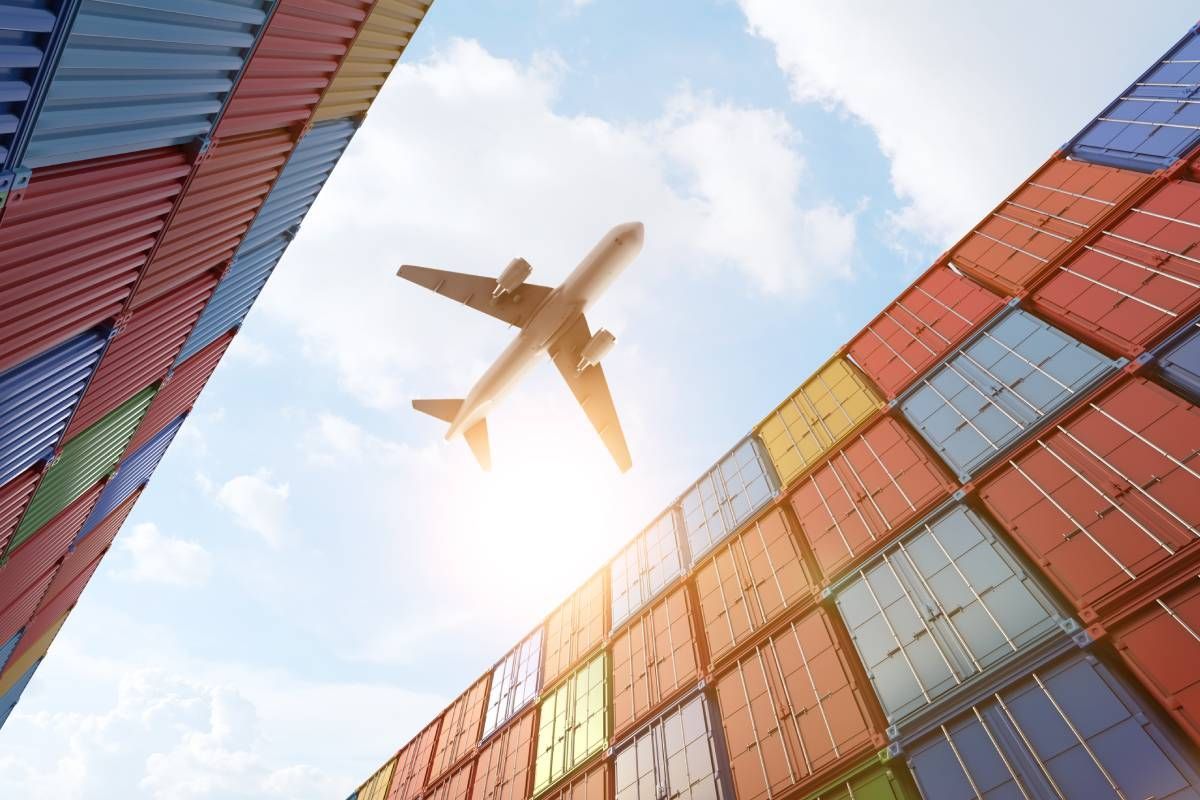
left=576, top=328, right=616, bottom=372
left=493, top=257, right=532, bottom=298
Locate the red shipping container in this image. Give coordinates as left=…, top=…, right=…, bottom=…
left=537, top=762, right=607, bottom=800
left=1109, top=574, right=1200, bottom=750
left=542, top=571, right=607, bottom=688
left=611, top=584, right=701, bottom=738
left=471, top=710, right=535, bottom=800
left=215, top=0, right=373, bottom=138
left=129, top=130, right=294, bottom=309
left=1028, top=176, right=1200, bottom=358
left=8, top=558, right=99, bottom=665
left=0, top=482, right=101, bottom=613
left=387, top=719, right=441, bottom=800
left=0, top=469, right=40, bottom=555
left=694, top=508, right=817, bottom=666
left=0, top=149, right=191, bottom=372
left=126, top=331, right=234, bottom=453
left=948, top=158, right=1151, bottom=295
left=44, top=490, right=141, bottom=607
left=787, top=416, right=957, bottom=582
left=0, top=569, right=52, bottom=645
left=427, top=758, right=475, bottom=800
left=977, top=376, right=1200, bottom=623
left=712, top=606, right=886, bottom=800
left=64, top=276, right=217, bottom=439
left=429, top=673, right=490, bottom=785
left=846, top=264, right=1005, bottom=399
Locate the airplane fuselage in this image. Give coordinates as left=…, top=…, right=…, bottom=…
left=445, top=222, right=645, bottom=440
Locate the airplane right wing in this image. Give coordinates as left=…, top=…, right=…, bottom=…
left=548, top=315, right=632, bottom=472
left=397, top=265, right=552, bottom=328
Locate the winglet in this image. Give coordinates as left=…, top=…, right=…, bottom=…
left=412, top=398, right=463, bottom=423
left=463, top=418, right=491, bottom=471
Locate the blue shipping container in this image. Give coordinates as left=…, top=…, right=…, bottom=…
left=0, top=658, right=38, bottom=730
left=19, top=0, right=272, bottom=168
left=680, top=436, right=777, bottom=564
left=1156, top=318, right=1200, bottom=402
left=611, top=509, right=686, bottom=629
left=175, top=118, right=358, bottom=363
left=1068, top=25, right=1200, bottom=172
left=74, top=412, right=186, bottom=541
left=0, top=328, right=107, bottom=488
left=0, top=630, right=22, bottom=674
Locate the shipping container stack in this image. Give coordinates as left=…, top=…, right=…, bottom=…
left=0, top=0, right=434, bottom=726
left=348, top=22, right=1200, bottom=800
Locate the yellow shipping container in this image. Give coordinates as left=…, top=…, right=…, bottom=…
left=0, top=613, right=68, bottom=697
left=357, top=756, right=398, bottom=800
left=755, top=356, right=883, bottom=486
left=532, top=651, right=608, bottom=796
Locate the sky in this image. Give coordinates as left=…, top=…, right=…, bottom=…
left=0, top=2, right=1196, bottom=798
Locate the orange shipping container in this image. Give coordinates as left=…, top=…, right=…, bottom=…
left=428, top=758, right=475, bottom=800
left=536, top=762, right=608, bottom=800
left=542, top=572, right=607, bottom=688
left=387, top=719, right=441, bottom=800
left=471, top=709, right=536, bottom=800
left=429, top=673, right=490, bottom=785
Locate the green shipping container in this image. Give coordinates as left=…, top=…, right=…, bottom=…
left=800, top=754, right=918, bottom=800
left=533, top=651, right=608, bottom=796
left=7, top=386, right=157, bottom=553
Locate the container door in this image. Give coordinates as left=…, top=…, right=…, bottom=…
left=713, top=651, right=794, bottom=800
left=650, top=587, right=698, bottom=719
left=1159, top=320, right=1200, bottom=401
left=613, top=608, right=653, bottom=735
left=534, top=680, right=571, bottom=795
left=661, top=695, right=726, bottom=800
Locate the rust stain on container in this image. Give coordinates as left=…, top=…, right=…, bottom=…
left=543, top=571, right=607, bottom=688
left=430, top=672, right=490, bottom=785
left=386, top=718, right=441, bottom=800
left=472, top=709, right=536, bottom=800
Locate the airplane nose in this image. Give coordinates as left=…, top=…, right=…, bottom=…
left=615, top=221, right=645, bottom=248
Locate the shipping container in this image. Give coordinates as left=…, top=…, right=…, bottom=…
left=1158, top=318, right=1200, bottom=400
left=611, top=584, right=701, bottom=738
left=792, top=755, right=917, bottom=800
left=12, top=559, right=98, bottom=666
left=756, top=357, right=883, bottom=488
left=846, top=264, right=1005, bottom=400
left=215, top=0, right=372, bottom=138
left=832, top=502, right=1082, bottom=740
left=1028, top=174, right=1200, bottom=358
left=127, top=331, right=232, bottom=453
left=386, top=718, right=441, bottom=800
left=899, top=307, right=1118, bottom=480
left=694, top=508, right=817, bottom=666
left=0, top=147, right=190, bottom=373
left=611, top=511, right=685, bottom=630
left=787, top=416, right=956, bottom=583
left=63, top=275, right=215, bottom=439
left=614, top=692, right=730, bottom=800
left=0, top=328, right=107, bottom=486
left=712, top=606, right=886, bottom=800
left=0, top=563, right=51, bottom=645
left=0, top=631, right=20, bottom=674
left=6, top=384, right=153, bottom=554
left=130, top=129, right=294, bottom=309
left=902, top=652, right=1200, bottom=799
left=359, top=758, right=400, bottom=800
left=19, top=0, right=272, bottom=168
left=0, top=468, right=38, bottom=554
left=947, top=158, right=1151, bottom=295
left=472, top=709, right=535, bottom=800
left=483, top=628, right=542, bottom=740
left=430, top=673, right=490, bottom=785
left=427, top=758, right=474, bottom=800
left=532, top=652, right=608, bottom=796
left=543, top=571, right=607, bottom=689
left=1068, top=27, right=1200, bottom=172
left=312, top=0, right=432, bottom=122
left=0, top=610, right=65, bottom=696
left=535, top=762, right=607, bottom=800
left=0, top=1, right=69, bottom=175
left=977, top=375, right=1200, bottom=624
left=0, top=658, right=38, bottom=730
left=680, top=437, right=778, bottom=564
left=175, top=117, right=358, bottom=363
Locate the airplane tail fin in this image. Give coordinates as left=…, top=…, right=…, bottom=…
left=412, top=399, right=491, bottom=470
left=412, top=398, right=463, bottom=423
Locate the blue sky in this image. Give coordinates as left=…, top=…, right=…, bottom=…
left=0, top=2, right=1196, bottom=797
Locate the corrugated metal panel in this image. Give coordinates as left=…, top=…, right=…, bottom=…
left=386, top=718, right=441, bottom=800
left=1159, top=318, right=1200, bottom=400
left=680, top=437, right=777, bottom=564
left=542, top=571, right=606, bottom=689
left=978, top=375, right=1200, bottom=624
left=787, top=416, right=956, bottom=583
left=694, top=508, right=816, bottom=666
left=176, top=117, right=356, bottom=362
left=426, top=758, right=473, bottom=800
left=7, top=384, right=153, bottom=553
left=904, top=652, right=1200, bottom=798
left=535, top=762, right=607, bottom=800
left=846, top=264, right=1005, bottom=400
left=471, top=710, right=535, bottom=800
left=360, top=758, right=400, bottom=800
left=0, top=608, right=64, bottom=695
left=899, top=307, right=1118, bottom=480
left=948, top=158, right=1150, bottom=294
left=611, top=511, right=685, bottom=630
left=15, top=553, right=97, bottom=659
left=832, top=503, right=1076, bottom=737
left=53, top=488, right=137, bottom=600
left=0, top=567, right=50, bottom=644
left=130, top=129, right=293, bottom=309
left=794, top=757, right=916, bottom=800
left=21, top=0, right=272, bottom=168
left=756, top=357, right=883, bottom=488
left=64, top=274, right=214, bottom=438
left=215, top=0, right=371, bottom=137
left=613, top=693, right=729, bottom=800
left=0, top=467, right=38, bottom=553
left=532, top=652, right=608, bottom=796
left=0, top=631, right=20, bottom=674
left=1068, top=27, right=1200, bottom=172
left=311, top=0, right=430, bottom=122
left=0, top=147, right=190, bottom=373
left=712, top=606, right=885, bottom=800
left=611, top=584, right=700, bottom=738
left=0, top=328, right=106, bottom=486
left=127, top=330, right=231, bottom=452
left=0, top=658, right=38, bottom=731
left=430, top=673, right=490, bottom=786
left=482, top=628, right=541, bottom=739
left=0, top=1, right=72, bottom=173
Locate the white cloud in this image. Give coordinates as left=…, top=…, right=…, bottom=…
left=116, top=523, right=212, bottom=587
left=214, top=471, right=289, bottom=547
left=224, top=335, right=273, bottom=366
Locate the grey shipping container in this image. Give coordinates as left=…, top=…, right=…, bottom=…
left=1156, top=317, right=1200, bottom=402
left=903, top=652, right=1200, bottom=799
left=831, top=502, right=1084, bottom=741
left=680, top=436, right=777, bottom=565
left=614, top=692, right=730, bottom=800
left=899, top=306, right=1118, bottom=480
left=611, top=509, right=686, bottom=630
left=481, top=627, right=541, bottom=739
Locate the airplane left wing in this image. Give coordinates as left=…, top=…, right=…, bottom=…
left=548, top=315, right=632, bottom=472
left=397, top=265, right=552, bottom=328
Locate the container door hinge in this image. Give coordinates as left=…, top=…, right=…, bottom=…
left=0, top=167, right=32, bottom=209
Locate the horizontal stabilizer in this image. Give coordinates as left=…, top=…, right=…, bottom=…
left=413, top=398, right=462, bottom=423
left=464, top=418, right=491, bottom=471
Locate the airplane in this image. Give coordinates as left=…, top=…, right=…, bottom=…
left=397, top=221, right=644, bottom=472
